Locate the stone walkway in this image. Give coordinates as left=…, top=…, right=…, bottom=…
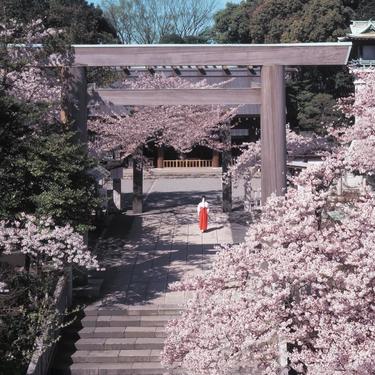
left=96, top=198, right=247, bottom=307
left=52, top=193, right=248, bottom=374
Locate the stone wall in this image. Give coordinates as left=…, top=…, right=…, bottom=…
left=26, top=269, right=72, bottom=375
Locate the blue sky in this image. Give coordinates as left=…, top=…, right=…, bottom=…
left=89, top=0, right=241, bottom=11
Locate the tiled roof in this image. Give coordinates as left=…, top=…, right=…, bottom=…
left=348, top=20, right=375, bottom=38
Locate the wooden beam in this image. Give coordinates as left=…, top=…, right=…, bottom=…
left=72, top=43, right=351, bottom=67
left=91, top=88, right=261, bottom=106
left=261, top=65, right=287, bottom=204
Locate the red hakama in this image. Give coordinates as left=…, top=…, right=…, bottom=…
left=199, top=207, right=208, bottom=232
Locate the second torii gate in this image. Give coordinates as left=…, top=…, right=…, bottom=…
left=62, top=42, right=351, bottom=213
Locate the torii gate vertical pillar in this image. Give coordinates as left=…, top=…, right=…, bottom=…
left=222, top=123, right=232, bottom=212
left=61, top=66, right=88, bottom=143
left=133, top=148, right=143, bottom=214
left=260, top=65, right=287, bottom=204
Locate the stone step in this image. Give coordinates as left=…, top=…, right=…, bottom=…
left=76, top=337, right=165, bottom=351
left=81, top=315, right=176, bottom=328
left=79, top=326, right=167, bottom=339
left=72, top=349, right=161, bottom=363
left=68, top=362, right=183, bottom=375
left=84, top=304, right=182, bottom=317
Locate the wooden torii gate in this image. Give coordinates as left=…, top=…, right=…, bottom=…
left=62, top=43, right=351, bottom=213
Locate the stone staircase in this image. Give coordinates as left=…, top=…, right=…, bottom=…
left=51, top=304, right=182, bottom=375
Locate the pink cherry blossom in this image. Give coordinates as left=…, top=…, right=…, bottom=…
left=88, top=73, right=238, bottom=159
left=161, top=68, right=375, bottom=374
left=0, top=215, right=100, bottom=270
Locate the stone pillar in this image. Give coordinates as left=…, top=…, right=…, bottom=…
left=260, top=65, right=287, bottom=205
left=61, top=66, right=88, bottom=143
left=222, top=124, right=232, bottom=212
left=157, top=146, right=164, bottom=168
left=133, top=148, right=143, bottom=214
left=212, top=150, right=220, bottom=167
left=113, top=178, right=125, bottom=211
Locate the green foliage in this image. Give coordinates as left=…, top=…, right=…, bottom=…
left=0, top=265, right=57, bottom=375
left=212, top=0, right=357, bottom=131
left=249, top=0, right=307, bottom=43
left=0, top=94, right=35, bottom=216
left=0, top=0, right=118, bottom=44
left=354, top=0, right=375, bottom=20
left=26, top=130, right=100, bottom=232
left=213, top=0, right=360, bottom=43
left=213, top=2, right=255, bottom=43
left=0, top=12, right=101, bottom=232
left=0, top=105, right=100, bottom=232
left=283, top=0, right=354, bottom=42
left=294, top=91, right=340, bottom=132
left=0, top=264, right=77, bottom=375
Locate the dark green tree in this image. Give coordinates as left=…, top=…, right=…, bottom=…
left=0, top=93, right=100, bottom=232
left=354, top=0, right=375, bottom=20
left=0, top=0, right=117, bottom=44
left=213, top=2, right=256, bottom=43
left=212, top=0, right=356, bottom=132
left=249, top=0, right=306, bottom=43
left=284, top=0, right=354, bottom=42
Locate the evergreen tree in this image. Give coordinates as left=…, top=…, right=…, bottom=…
left=0, top=0, right=117, bottom=44
left=212, top=0, right=357, bottom=132
left=0, top=16, right=101, bottom=232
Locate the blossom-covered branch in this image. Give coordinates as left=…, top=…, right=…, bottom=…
left=161, top=69, right=375, bottom=374
left=0, top=215, right=101, bottom=270
left=88, top=73, right=238, bottom=159
left=228, top=128, right=332, bottom=184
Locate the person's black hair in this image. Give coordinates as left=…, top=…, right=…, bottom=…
left=202, top=195, right=206, bottom=200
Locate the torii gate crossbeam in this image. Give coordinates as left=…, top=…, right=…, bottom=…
left=61, top=43, right=351, bottom=213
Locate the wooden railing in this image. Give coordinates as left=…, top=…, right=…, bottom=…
left=163, top=159, right=212, bottom=168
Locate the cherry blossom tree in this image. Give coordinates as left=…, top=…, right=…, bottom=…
left=161, top=68, right=375, bottom=374
left=0, top=214, right=101, bottom=271
left=228, top=128, right=332, bottom=184
left=227, top=128, right=333, bottom=209
left=1, top=19, right=64, bottom=109
left=0, top=20, right=101, bottom=273
left=1, top=20, right=100, bottom=231
left=88, top=73, right=238, bottom=159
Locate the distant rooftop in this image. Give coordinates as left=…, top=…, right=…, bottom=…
left=339, top=20, right=375, bottom=40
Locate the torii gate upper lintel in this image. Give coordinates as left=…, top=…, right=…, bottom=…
left=61, top=43, right=351, bottom=212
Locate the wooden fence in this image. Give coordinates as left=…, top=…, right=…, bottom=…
left=163, top=159, right=212, bottom=168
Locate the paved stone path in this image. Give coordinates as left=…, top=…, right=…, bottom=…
left=97, top=194, right=247, bottom=307
left=52, top=188, right=248, bottom=374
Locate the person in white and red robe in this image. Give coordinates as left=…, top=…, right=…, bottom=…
left=197, top=196, right=209, bottom=233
